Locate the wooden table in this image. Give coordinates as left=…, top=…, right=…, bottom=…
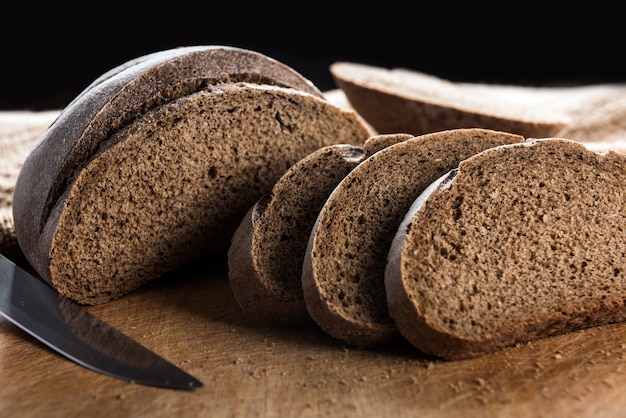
left=3, top=256, right=626, bottom=417
left=2, top=111, right=626, bottom=417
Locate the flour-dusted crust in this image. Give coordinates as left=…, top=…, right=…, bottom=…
left=228, top=134, right=412, bottom=324
left=386, top=138, right=626, bottom=360
left=13, top=46, right=371, bottom=304
left=302, top=128, right=525, bottom=347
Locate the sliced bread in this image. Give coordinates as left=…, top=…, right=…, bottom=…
left=330, top=62, right=626, bottom=151
left=228, top=133, right=413, bottom=324
left=385, top=138, right=626, bottom=360
left=13, top=46, right=371, bottom=305
left=301, top=128, right=524, bottom=347
left=330, top=62, right=568, bottom=138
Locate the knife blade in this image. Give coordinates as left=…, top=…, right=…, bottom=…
left=0, top=252, right=203, bottom=389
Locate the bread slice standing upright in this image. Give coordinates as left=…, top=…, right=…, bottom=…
left=301, top=128, right=524, bottom=347
left=13, top=46, right=372, bottom=305
left=385, top=138, right=626, bottom=360
left=228, top=133, right=413, bottom=324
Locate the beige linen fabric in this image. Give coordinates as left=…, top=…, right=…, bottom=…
left=0, top=111, right=60, bottom=264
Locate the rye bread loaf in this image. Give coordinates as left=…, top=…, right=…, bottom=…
left=12, top=46, right=371, bottom=305
left=385, top=138, right=626, bottom=360
left=330, top=62, right=626, bottom=150
left=330, top=62, right=568, bottom=138
left=228, top=133, right=413, bottom=324
left=301, top=128, right=524, bottom=347
left=72, top=45, right=326, bottom=106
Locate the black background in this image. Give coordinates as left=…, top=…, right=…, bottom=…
left=2, top=6, right=623, bottom=110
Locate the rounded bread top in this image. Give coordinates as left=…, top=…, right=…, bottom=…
left=302, top=128, right=525, bottom=347
left=386, top=138, right=626, bottom=359
left=13, top=45, right=325, bottom=268
left=330, top=61, right=571, bottom=137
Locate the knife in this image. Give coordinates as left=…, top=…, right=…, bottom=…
left=0, top=252, right=203, bottom=389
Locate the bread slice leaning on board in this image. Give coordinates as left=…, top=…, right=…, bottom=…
left=330, top=61, right=626, bottom=152
left=385, top=138, right=626, bottom=360
left=228, top=133, right=413, bottom=325
left=302, top=128, right=525, bottom=347
left=12, top=45, right=372, bottom=305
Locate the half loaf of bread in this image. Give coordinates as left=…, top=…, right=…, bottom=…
left=330, top=62, right=626, bottom=151
left=13, top=46, right=371, bottom=305
left=301, top=128, right=524, bottom=347
left=228, top=133, right=412, bottom=324
left=385, top=138, right=626, bottom=360
left=330, top=62, right=568, bottom=138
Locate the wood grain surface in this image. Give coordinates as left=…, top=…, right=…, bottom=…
left=2, top=112, right=626, bottom=417
left=3, top=256, right=626, bottom=417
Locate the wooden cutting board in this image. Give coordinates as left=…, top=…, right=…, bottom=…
left=2, top=112, right=626, bottom=417
left=2, top=256, right=626, bottom=417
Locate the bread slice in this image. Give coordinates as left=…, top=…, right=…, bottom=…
left=12, top=46, right=371, bottom=305
left=330, top=62, right=569, bottom=138
left=385, top=138, right=626, bottom=360
left=331, top=62, right=626, bottom=149
left=301, top=128, right=524, bottom=347
left=228, top=133, right=413, bottom=324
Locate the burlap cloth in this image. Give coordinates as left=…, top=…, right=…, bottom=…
left=0, top=110, right=60, bottom=265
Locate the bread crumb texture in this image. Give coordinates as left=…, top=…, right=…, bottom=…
left=49, top=85, right=369, bottom=304
left=390, top=138, right=626, bottom=359
left=303, top=128, right=523, bottom=347
left=256, top=145, right=366, bottom=297
left=229, top=133, right=413, bottom=324
left=229, top=144, right=367, bottom=323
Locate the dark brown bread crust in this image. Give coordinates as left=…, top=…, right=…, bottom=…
left=47, top=85, right=369, bottom=304
left=228, top=134, right=412, bottom=325
left=14, top=46, right=325, bottom=279
left=73, top=46, right=325, bottom=108
left=13, top=47, right=370, bottom=304
left=228, top=145, right=366, bottom=324
left=302, top=128, right=525, bottom=347
left=386, top=139, right=626, bottom=360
